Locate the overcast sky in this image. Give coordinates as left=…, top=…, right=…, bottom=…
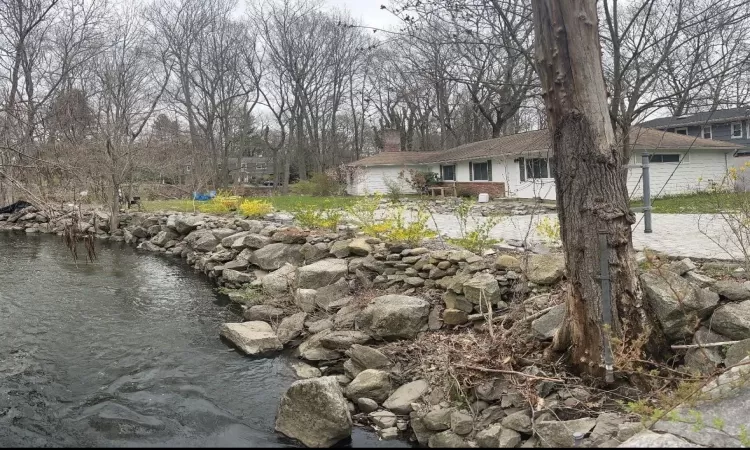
left=324, top=0, right=400, bottom=30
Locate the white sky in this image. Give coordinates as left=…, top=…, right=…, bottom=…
left=324, top=0, right=401, bottom=30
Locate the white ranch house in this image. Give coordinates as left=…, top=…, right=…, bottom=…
left=347, top=128, right=741, bottom=200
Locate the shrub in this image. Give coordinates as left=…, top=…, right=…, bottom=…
left=535, top=216, right=561, bottom=244
left=382, top=205, right=437, bottom=246
left=347, top=193, right=387, bottom=235
left=196, top=200, right=231, bottom=214
left=447, top=198, right=503, bottom=254
left=213, top=189, right=242, bottom=210
left=293, top=202, right=343, bottom=231
left=239, top=199, right=273, bottom=218
left=383, top=177, right=404, bottom=202
left=399, top=168, right=440, bottom=195
left=290, top=173, right=342, bottom=196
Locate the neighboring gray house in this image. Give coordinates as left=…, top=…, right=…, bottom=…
left=230, top=156, right=274, bottom=184
left=639, top=107, right=750, bottom=155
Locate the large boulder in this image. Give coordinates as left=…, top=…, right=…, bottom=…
left=347, top=238, right=372, bottom=256
left=261, top=263, right=297, bottom=295
left=347, top=344, right=393, bottom=372
left=174, top=215, right=202, bottom=234
left=296, top=259, right=348, bottom=290
left=640, top=270, right=719, bottom=339
left=344, top=369, right=392, bottom=403
left=150, top=229, right=178, bottom=247
left=531, top=304, right=566, bottom=339
left=495, top=254, right=521, bottom=271
left=219, top=322, right=283, bottom=355
left=355, top=295, right=430, bottom=339
left=382, top=379, right=429, bottom=414
left=618, top=430, right=701, bottom=448
left=232, top=233, right=271, bottom=250
left=194, top=234, right=220, bottom=252
left=249, top=243, right=304, bottom=271
left=523, top=254, right=565, bottom=285
left=275, top=376, right=352, bottom=447
left=298, top=330, right=343, bottom=362
left=462, top=273, right=501, bottom=307
left=725, top=339, right=750, bottom=367
left=710, top=300, right=750, bottom=340
left=711, top=280, right=750, bottom=302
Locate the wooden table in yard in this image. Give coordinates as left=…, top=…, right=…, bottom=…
left=429, top=186, right=446, bottom=197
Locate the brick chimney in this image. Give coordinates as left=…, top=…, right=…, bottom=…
left=383, top=128, right=401, bottom=152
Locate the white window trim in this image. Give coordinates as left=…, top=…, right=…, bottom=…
left=441, top=164, right=456, bottom=181
left=731, top=122, right=743, bottom=139
left=702, top=125, right=712, bottom=139
left=472, top=161, right=489, bottom=181
left=675, top=127, right=689, bottom=135
left=650, top=152, right=687, bottom=163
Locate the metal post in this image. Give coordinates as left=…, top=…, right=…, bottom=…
left=573, top=432, right=584, bottom=447
left=641, top=152, right=652, bottom=233
left=598, top=231, right=615, bottom=383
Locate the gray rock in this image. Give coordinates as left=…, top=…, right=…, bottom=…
left=329, top=240, right=351, bottom=258
left=501, top=411, right=532, bottom=433
left=669, top=258, right=697, bottom=275
left=531, top=304, right=566, bottom=339
left=463, top=273, right=501, bottom=307
left=193, top=234, right=220, bottom=252
left=640, top=270, right=719, bottom=339
left=495, top=254, right=521, bottom=271
left=306, top=318, right=333, bottom=334
left=524, top=254, right=565, bottom=285
left=410, top=412, right=435, bottom=446
left=476, top=425, right=522, bottom=448
left=334, top=304, right=359, bottom=330
left=652, top=419, right=742, bottom=447
left=450, top=410, right=473, bottom=435
left=443, top=291, right=474, bottom=313
left=212, top=228, right=237, bottom=240
left=590, top=412, right=624, bottom=443
left=298, top=330, right=342, bottom=362
left=243, top=305, right=284, bottom=322
left=347, top=345, right=392, bottom=371
left=423, top=408, right=453, bottom=431
left=174, top=215, right=202, bottom=234
left=369, top=410, right=397, bottom=428
left=261, top=263, right=297, bottom=295
left=443, top=309, right=469, bottom=325
left=301, top=242, right=330, bottom=263
left=355, top=294, right=430, bottom=339
left=314, top=278, right=350, bottom=312
left=219, top=322, right=283, bottom=355
left=150, top=230, right=178, bottom=246
left=618, top=430, right=701, bottom=448
left=356, top=397, right=379, bottom=413
left=295, top=288, right=318, bottom=313
left=277, top=312, right=307, bottom=345
left=405, top=276, right=425, bottom=287
left=296, top=259, right=348, bottom=290
left=685, top=270, right=716, bottom=287
left=535, top=418, right=596, bottom=448
left=378, top=427, right=399, bottom=440
left=382, top=379, right=428, bottom=414
left=725, top=338, right=750, bottom=367
left=348, top=238, right=372, bottom=256
left=249, top=243, right=304, bottom=271
left=232, top=233, right=271, bottom=250
left=616, top=422, right=645, bottom=442
left=711, top=280, right=750, bottom=301
left=344, top=369, right=392, bottom=403
left=291, top=361, right=321, bottom=378
left=275, top=376, right=352, bottom=447
left=711, top=300, right=750, bottom=339
left=320, top=331, right=371, bottom=351
left=428, top=430, right=466, bottom=448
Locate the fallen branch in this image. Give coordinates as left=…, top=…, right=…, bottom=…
left=468, top=308, right=509, bottom=322
left=455, top=364, right=564, bottom=382
left=517, top=305, right=557, bottom=324
left=671, top=340, right=741, bottom=349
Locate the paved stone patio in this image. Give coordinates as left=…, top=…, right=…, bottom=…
left=423, top=212, right=745, bottom=260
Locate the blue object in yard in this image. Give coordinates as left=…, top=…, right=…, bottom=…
left=192, top=190, right=217, bottom=201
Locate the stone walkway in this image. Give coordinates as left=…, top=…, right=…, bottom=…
left=422, top=212, right=745, bottom=260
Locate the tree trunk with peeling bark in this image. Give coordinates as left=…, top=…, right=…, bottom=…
left=531, top=0, right=666, bottom=376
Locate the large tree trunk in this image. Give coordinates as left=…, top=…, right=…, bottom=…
left=531, top=0, right=666, bottom=377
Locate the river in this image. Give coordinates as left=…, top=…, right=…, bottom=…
left=0, top=233, right=408, bottom=447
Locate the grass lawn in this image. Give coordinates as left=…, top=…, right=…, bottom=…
left=141, top=195, right=361, bottom=214
left=630, top=191, right=749, bottom=214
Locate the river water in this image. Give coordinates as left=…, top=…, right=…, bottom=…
left=0, top=233, right=407, bottom=447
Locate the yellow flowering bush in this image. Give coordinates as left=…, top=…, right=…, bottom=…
left=239, top=199, right=273, bottom=218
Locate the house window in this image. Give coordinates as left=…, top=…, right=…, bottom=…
left=240, top=162, right=248, bottom=170
left=472, top=161, right=489, bottom=181
left=185, top=165, right=191, bottom=173
left=649, top=154, right=681, bottom=163
left=732, top=122, right=743, bottom=138
left=256, top=163, right=267, bottom=170
left=675, top=127, right=688, bottom=135
left=525, top=158, right=551, bottom=179
left=702, top=126, right=712, bottom=139
left=440, top=164, right=456, bottom=181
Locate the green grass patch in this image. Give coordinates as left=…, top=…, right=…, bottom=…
left=630, top=191, right=748, bottom=214
left=142, top=195, right=360, bottom=214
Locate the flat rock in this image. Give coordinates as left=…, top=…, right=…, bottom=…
left=428, top=430, right=465, bottom=448
left=355, top=397, right=379, bottom=413
left=277, top=312, right=307, bottom=345
left=249, top=243, right=304, bottom=271
left=355, top=294, right=430, bottom=339
left=261, top=263, right=297, bottom=295
left=618, top=430, right=701, bottom=448
left=535, top=418, right=596, bottom=448
left=298, top=330, right=343, bottom=362
left=369, top=410, right=397, bottom=428
left=320, top=331, right=372, bottom=351
left=495, top=254, right=521, bottom=271
left=711, top=280, right=750, bottom=301
left=501, top=411, right=532, bottom=433
left=531, top=304, right=566, bottom=339
left=344, top=369, right=392, bottom=403
left=463, top=273, right=501, bottom=306
left=291, top=361, right=322, bottom=379
left=725, top=338, right=750, bottom=367
left=524, top=254, right=565, bottom=285
left=711, top=300, right=750, bottom=340
left=476, top=425, right=521, bottom=448
left=382, top=379, right=429, bottom=414
left=423, top=408, right=453, bottom=431
left=296, top=258, right=348, bottom=290
left=348, top=238, right=372, bottom=256
left=220, top=322, right=282, bottom=356
left=243, top=305, right=284, bottom=322
left=275, top=376, right=352, bottom=447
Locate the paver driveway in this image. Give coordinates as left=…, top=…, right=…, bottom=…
left=423, top=212, right=745, bottom=260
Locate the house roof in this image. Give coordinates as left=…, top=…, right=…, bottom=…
left=638, top=107, right=750, bottom=128
left=349, top=127, right=738, bottom=167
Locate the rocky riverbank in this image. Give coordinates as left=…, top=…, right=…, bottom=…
left=2, top=203, right=750, bottom=448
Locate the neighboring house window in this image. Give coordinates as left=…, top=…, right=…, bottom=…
left=185, top=165, right=191, bottom=173
left=240, top=163, right=248, bottom=170
left=675, top=127, right=688, bottom=135
left=649, top=154, right=681, bottom=163
left=702, top=126, right=712, bottom=139
left=469, top=160, right=492, bottom=181
left=256, top=163, right=267, bottom=170
left=732, top=122, right=743, bottom=138
left=440, top=164, right=456, bottom=181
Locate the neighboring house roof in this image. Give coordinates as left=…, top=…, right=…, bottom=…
left=349, top=128, right=738, bottom=167
left=638, top=107, right=750, bottom=128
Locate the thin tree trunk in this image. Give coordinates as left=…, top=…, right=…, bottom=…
left=532, top=0, right=666, bottom=377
